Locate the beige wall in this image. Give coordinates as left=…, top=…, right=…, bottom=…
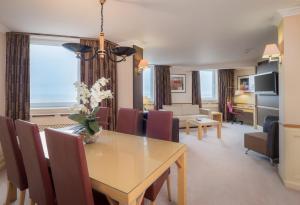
left=278, top=14, right=300, bottom=191
left=0, top=24, right=7, bottom=170
left=233, top=67, right=256, bottom=105
left=0, top=25, right=6, bottom=116
left=170, top=66, right=219, bottom=111
left=117, top=56, right=133, bottom=109
left=170, top=66, right=193, bottom=104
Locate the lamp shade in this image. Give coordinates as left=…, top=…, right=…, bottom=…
left=262, top=44, right=280, bottom=59
left=138, top=59, right=149, bottom=69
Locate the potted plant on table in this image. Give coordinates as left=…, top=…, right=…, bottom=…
left=69, top=78, right=113, bottom=144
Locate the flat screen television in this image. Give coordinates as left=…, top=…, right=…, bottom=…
left=254, top=72, right=278, bottom=95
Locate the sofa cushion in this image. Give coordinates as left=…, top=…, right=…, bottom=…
left=162, top=105, right=182, bottom=116
left=181, top=104, right=200, bottom=115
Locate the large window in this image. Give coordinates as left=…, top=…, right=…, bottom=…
left=30, top=36, right=80, bottom=108
left=142, top=66, right=155, bottom=103
left=200, top=70, right=218, bottom=101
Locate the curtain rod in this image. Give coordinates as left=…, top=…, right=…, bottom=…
left=10, top=31, right=118, bottom=46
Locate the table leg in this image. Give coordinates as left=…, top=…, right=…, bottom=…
left=217, top=123, right=221, bottom=139
left=197, top=125, right=203, bottom=140
left=176, top=152, right=187, bottom=205
left=185, top=121, right=190, bottom=135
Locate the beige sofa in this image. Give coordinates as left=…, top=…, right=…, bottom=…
left=162, top=104, right=211, bottom=128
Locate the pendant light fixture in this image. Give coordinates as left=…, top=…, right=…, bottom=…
left=63, top=0, right=136, bottom=62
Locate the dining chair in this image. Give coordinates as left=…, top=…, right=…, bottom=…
left=44, top=128, right=109, bottom=205
left=145, top=110, right=173, bottom=205
left=15, top=120, right=56, bottom=205
left=96, top=107, right=110, bottom=130
left=0, top=116, right=28, bottom=205
left=116, top=108, right=141, bottom=135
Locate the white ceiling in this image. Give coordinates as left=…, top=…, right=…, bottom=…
left=0, top=0, right=299, bottom=67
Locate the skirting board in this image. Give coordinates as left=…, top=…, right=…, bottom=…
left=282, top=179, right=300, bottom=191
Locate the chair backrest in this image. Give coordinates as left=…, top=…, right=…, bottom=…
left=146, top=110, right=173, bottom=141
left=0, top=116, right=27, bottom=190
left=15, top=120, right=55, bottom=205
left=116, top=108, right=141, bottom=135
left=96, top=107, right=110, bottom=130
left=263, top=116, right=279, bottom=159
left=45, top=128, right=94, bottom=205
left=226, top=101, right=233, bottom=113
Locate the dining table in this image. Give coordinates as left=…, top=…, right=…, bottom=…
left=38, top=128, right=187, bottom=205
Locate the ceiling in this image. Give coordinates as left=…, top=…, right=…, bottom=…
left=0, top=0, right=299, bottom=67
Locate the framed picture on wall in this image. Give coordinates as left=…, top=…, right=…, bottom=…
left=171, top=74, right=186, bottom=93
left=237, top=75, right=254, bottom=92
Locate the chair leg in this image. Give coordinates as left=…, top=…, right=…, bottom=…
left=5, top=181, right=17, bottom=204
left=167, top=175, right=172, bottom=202
left=150, top=201, right=156, bottom=205
left=19, top=190, right=26, bottom=205
left=30, top=199, right=36, bottom=205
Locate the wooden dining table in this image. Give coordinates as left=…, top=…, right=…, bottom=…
left=38, top=128, right=187, bottom=205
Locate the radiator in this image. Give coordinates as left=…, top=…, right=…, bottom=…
left=30, top=113, right=76, bottom=131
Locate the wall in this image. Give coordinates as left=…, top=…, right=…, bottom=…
left=278, top=13, right=300, bottom=191
left=0, top=24, right=7, bottom=170
left=170, top=66, right=219, bottom=111
left=117, top=56, right=133, bottom=109
left=233, top=67, right=256, bottom=105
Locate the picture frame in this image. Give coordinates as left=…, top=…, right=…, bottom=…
left=237, top=75, right=254, bottom=92
left=171, top=74, right=186, bottom=93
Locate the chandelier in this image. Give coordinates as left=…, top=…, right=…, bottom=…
left=62, top=0, right=136, bottom=62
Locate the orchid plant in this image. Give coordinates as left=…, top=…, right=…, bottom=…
left=69, top=78, right=113, bottom=136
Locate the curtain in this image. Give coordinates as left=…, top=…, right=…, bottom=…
left=154, top=65, right=171, bottom=110
left=218, top=69, right=235, bottom=121
left=192, top=71, right=202, bottom=107
left=80, top=39, right=117, bottom=130
left=5, top=32, right=30, bottom=120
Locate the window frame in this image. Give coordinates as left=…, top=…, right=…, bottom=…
left=199, top=70, right=218, bottom=103
left=29, top=35, right=80, bottom=111
left=142, top=65, right=155, bottom=103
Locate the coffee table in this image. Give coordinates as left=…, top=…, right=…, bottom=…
left=185, top=118, right=221, bottom=140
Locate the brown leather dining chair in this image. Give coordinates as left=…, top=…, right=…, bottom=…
left=116, top=108, right=142, bottom=135
left=15, top=120, right=56, bottom=205
left=145, top=110, right=173, bottom=205
left=0, top=116, right=28, bottom=205
left=45, top=128, right=109, bottom=205
left=96, top=107, right=110, bottom=130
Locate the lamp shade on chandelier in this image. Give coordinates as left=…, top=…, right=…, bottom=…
left=63, top=0, right=136, bottom=62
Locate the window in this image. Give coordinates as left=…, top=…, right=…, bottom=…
left=143, top=66, right=155, bottom=103
left=200, top=70, right=218, bottom=101
left=30, top=36, right=80, bottom=108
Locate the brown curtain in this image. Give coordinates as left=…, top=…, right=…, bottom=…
left=192, top=71, right=202, bottom=107
left=5, top=32, right=30, bottom=120
left=80, top=39, right=117, bottom=130
left=218, top=69, right=235, bottom=121
left=154, top=65, right=171, bottom=110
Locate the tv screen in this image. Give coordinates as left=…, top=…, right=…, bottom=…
left=254, top=72, right=278, bottom=95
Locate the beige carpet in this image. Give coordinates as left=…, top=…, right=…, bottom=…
left=1, top=123, right=300, bottom=205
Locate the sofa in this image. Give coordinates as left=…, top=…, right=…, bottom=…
left=162, top=104, right=210, bottom=128
left=244, top=116, right=279, bottom=163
